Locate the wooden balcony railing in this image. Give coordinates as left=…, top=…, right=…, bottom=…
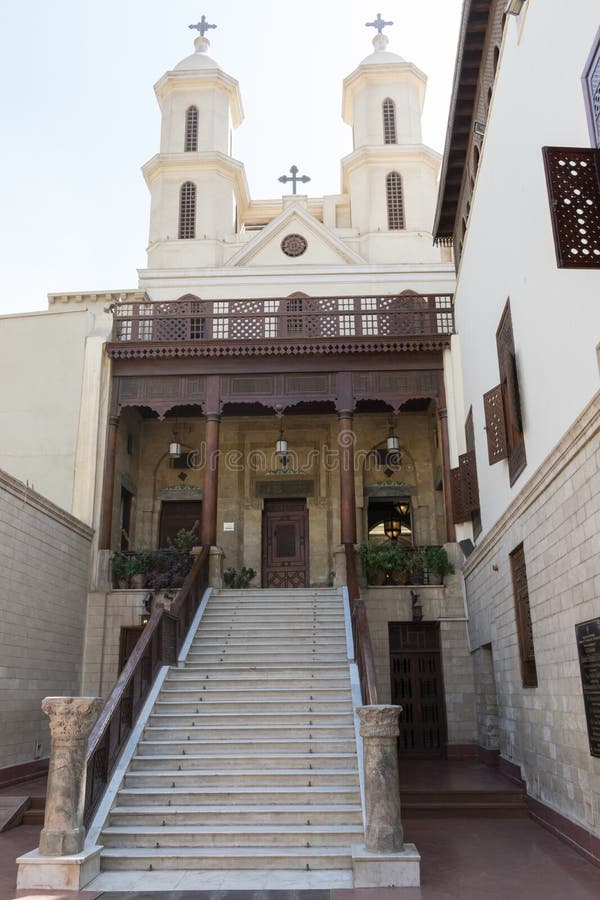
left=83, top=547, right=209, bottom=827
left=345, top=544, right=378, bottom=705
left=107, top=293, right=454, bottom=359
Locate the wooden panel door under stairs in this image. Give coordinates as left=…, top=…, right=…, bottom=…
left=262, top=499, right=309, bottom=588
left=389, top=622, right=447, bottom=758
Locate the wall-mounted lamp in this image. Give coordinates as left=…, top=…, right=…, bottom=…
left=384, top=517, right=402, bottom=542
left=386, top=416, right=400, bottom=452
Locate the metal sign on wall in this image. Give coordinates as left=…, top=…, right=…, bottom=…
left=575, top=617, right=600, bottom=758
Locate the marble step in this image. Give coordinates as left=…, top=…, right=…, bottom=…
left=184, top=653, right=348, bottom=664
left=131, top=753, right=358, bottom=771
left=199, top=613, right=344, bottom=623
left=165, top=673, right=351, bottom=688
left=100, top=845, right=353, bottom=871
left=179, top=661, right=349, bottom=670
left=124, top=769, right=360, bottom=788
left=189, top=640, right=347, bottom=652
left=137, top=738, right=357, bottom=755
left=116, top=785, right=361, bottom=806
left=148, top=711, right=354, bottom=727
left=107, top=803, right=363, bottom=827
left=159, top=687, right=351, bottom=700
left=153, top=700, right=353, bottom=714
left=143, top=724, right=356, bottom=740
left=101, top=823, right=363, bottom=849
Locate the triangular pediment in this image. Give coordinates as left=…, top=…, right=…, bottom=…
left=227, top=203, right=365, bottom=267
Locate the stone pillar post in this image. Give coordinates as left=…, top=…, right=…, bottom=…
left=99, top=415, right=119, bottom=550
left=39, top=697, right=103, bottom=857
left=201, top=414, right=221, bottom=547
left=338, top=412, right=357, bottom=546
left=358, top=705, right=404, bottom=853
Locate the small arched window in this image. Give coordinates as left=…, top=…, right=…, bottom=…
left=382, top=98, right=397, bottom=144
left=178, top=182, right=196, bottom=239
left=386, top=172, right=405, bottom=230
left=184, top=106, right=199, bottom=152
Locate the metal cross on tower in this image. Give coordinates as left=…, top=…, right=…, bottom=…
left=365, top=13, right=394, bottom=34
left=189, top=15, right=217, bottom=37
left=278, top=165, right=311, bottom=195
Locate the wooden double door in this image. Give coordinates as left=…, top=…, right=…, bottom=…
left=389, top=622, right=447, bottom=757
left=262, top=499, right=309, bottom=588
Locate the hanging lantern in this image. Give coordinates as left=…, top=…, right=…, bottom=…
left=396, top=501, right=410, bottom=517
left=384, top=517, right=402, bottom=541
left=387, top=416, right=400, bottom=452
left=169, top=441, right=182, bottom=459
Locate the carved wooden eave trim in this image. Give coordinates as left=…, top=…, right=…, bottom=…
left=106, top=335, right=451, bottom=361
left=433, top=0, right=493, bottom=244
left=48, top=290, right=147, bottom=307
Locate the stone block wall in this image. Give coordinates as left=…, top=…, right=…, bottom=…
left=464, top=394, right=600, bottom=837
left=0, top=469, right=92, bottom=769
left=364, top=563, right=477, bottom=748
left=81, top=590, right=150, bottom=697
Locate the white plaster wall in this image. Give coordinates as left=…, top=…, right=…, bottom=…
left=159, top=85, right=232, bottom=155
left=350, top=72, right=425, bottom=147
left=0, top=468, right=92, bottom=769
left=147, top=167, right=236, bottom=247
left=455, top=2, right=600, bottom=536
left=0, top=309, right=88, bottom=512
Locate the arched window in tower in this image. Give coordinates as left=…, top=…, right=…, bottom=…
left=386, top=172, right=405, bottom=230
left=184, top=106, right=199, bottom=152
left=178, top=182, right=196, bottom=239
left=382, top=98, right=397, bottom=144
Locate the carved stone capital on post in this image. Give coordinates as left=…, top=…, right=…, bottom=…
left=358, top=704, right=401, bottom=739
left=357, top=704, right=404, bottom=853
left=39, top=697, right=103, bottom=857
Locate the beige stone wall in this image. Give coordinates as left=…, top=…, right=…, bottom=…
left=0, top=468, right=92, bottom=769
left=112, top=408, right=446, bottom=585
left=464, top=394, right=600, bottom=836
left=364, top=565, right=477, bottom=747
left=81, top=590, right=150, bottom=697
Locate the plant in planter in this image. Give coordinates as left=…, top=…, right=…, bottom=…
left=424, top=546, right=454, bottom=585
left=223, top=566, right=257, bottom=589
left=384, top=542, right=410, bottom=585
left=358, top=540, right=388, bottom=585
left=407, top=547, right=426, bottom=585
left=112, top=551, right=130, bottom=589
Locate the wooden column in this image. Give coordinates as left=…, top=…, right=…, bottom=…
left=438, top=405, right=456, bottom=543
left=201, top=414, right=221, bottom=547
left=99, top=415, right=119, bottom=551
left=338, top=412, right=357, bottom=546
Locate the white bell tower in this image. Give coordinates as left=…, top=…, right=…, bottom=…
left=341, top=18, right=443, bottom=264
left=143, top=21, right=249, bottom=268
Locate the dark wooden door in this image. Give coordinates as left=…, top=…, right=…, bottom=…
left=389, top=622, right=447, bottom=757
left=262, top=499, right=309, bottom=588
left=159, top=500, right=202, bottom=548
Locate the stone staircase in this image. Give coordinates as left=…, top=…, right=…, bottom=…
left=98, top=588, right=362, bottom=880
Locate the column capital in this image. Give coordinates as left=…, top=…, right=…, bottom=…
left=42, top=697, right=103, bottom=743
left=358, top=704, right=402, bottom=738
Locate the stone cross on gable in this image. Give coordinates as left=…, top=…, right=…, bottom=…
left=366, top=13, right=394, bottom=35
left=278, top=165, right=311, bottom=195
left=189, top=15, right=217, bottom=38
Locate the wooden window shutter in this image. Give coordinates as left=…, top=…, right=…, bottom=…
left=483, top=384, right=508, bottom=464
left=510, top=543, right=538, bottom=688
left=496, top=300, right=526, bottom=484
left=542, top=147, right=600, bottom=268
left=450, top=450, right=480, bottom=523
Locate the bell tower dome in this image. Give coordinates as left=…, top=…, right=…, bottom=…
left=341, top=19, right=442, bottom=264
left=143, top=21, right=249, bottom=269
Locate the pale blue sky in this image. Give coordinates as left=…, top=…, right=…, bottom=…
left=0, top=1, right=462, bottom=314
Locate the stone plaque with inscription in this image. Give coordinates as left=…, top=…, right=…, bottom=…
left=575, top=617, right=600, bottom=758
left=256, top=480, right=314, bottom=499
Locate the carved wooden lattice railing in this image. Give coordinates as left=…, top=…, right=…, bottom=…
left=345, top=544, right=378, bottom=705
left=110, top=293, right=454, bottom=345
left=83, top=547, right=209, bottom=827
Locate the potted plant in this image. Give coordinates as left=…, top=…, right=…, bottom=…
left=223, top=566, right=257, bottom=589
left=358, top=540, right=388, bottom=585
left=424, top=546, right=454, bottom=585
left=112, top=551, right=129, bottom=589
left=408, top=547, right=426, bottom=585
left=385, top=543, right=410, bottom=585
left=125, top=553, right=146, bottom=589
